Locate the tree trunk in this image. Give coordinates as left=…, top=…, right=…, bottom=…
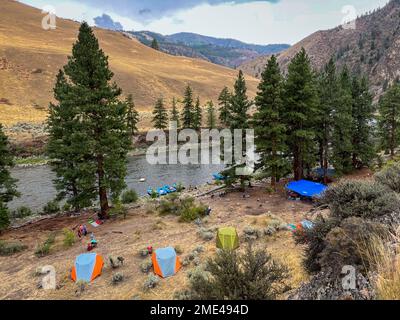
left=97, top=154, right=109, bottom=219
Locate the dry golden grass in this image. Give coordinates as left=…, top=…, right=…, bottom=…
left=0, top=0, right=259, bottom=128
left=360, top=227, right=400, bottom=300
left=0, top=185, right=312, bottom=300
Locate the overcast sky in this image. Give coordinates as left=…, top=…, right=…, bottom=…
left=20, top=0, right=389, bottom=44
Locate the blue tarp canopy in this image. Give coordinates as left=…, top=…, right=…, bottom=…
left=286, top=180, right=327, bottom=198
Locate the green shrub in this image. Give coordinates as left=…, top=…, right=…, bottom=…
left=184, top=244, right=289, bottom=300
left=158, top=195, right=207, bottom=222
left=0, top=240, right=27, bottom=256
left=35, top=233, right=56, bottom=257
left=121, top=189, right=138, bottom=204
left=62, top=203, right=72, bottom=212
left=42, top=201, right=60, bottom=215
left=11, top=206, right=33, bottom=219
left=375, top=162, right=400, bottom=193
left=176, top=182, right=185, bottom=192
left=62, top=228, right=76, bottom=247
left=0, top=202, right=10, bottom=232
left=109, top=202, right=128, bottom=219
left=318, top=180, right=400, bottom=220
left=140, top=259, right=153, bottom=273
left=112, top=273, right=125, bottom=285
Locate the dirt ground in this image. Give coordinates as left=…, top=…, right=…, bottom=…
left=0, top=182, right=315, bottom=300
left=0, top=170, right=373, bottom=300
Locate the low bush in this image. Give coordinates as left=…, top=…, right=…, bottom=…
left=121, top=189, right=139, bottom=204
left=140, top=259, right=153, bottom=273
left=158, top=195, right=207, bottom=222
left=185, top=244, right=289, bottom=300
left=318, top=180, right=400, bottom=220
left=42, top=201, right=60, bottom=215
left=35, top=233, right=56, bottom=257
left=375, top=162, right=400, bottom=193
left=0, top=240, right=27, bottom=256
left=62, top=228, right=76, bottom=247
left=143, top=274, right=160, bottom=291
left=109, top=202, right=128, bottom=219
left=10, top=206, right=33, bottom=219
left=112, top=273, right=125, bottom=285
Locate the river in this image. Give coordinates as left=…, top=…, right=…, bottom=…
left=9, top=154, right=225, bottom=212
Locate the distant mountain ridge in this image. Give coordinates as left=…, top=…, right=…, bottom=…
left=128, top=30, right=290, bottom=68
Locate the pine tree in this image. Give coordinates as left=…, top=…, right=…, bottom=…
left=225, top=70, right=252, bottom=189
left=206, top=101, right=217, bottom=129
left=126, top=94, right=139, bottom=137
left=0, top=124, right=18, bottom=204
left=151, top=38, right=159, bottom=51
left=332, top=66, right=353, bottom=174
left=181, top=85, right=195, bottom=129
left=0, top=201, right=9, bottom=232
left=218, top=86, right=231, bottom=127
left=316, top=58, right=337, bottom=183
left=378, top=82, right=400, bottom=157
left=283, top=48, right=318, bottom=180
left=47, top=23, right=131, bottom=218
left=170, top=97, right=180, bottom=128
left=152, top=97, right=168, bottom=130
left=193, top=97, right=203, bottom=130
left=47, top=71, right=96, bottom=211
left=0, top=124, right=18, bottom=231
left=351, top=75, right=375, bottom=168
left=253, top=56, right=289, bottom=188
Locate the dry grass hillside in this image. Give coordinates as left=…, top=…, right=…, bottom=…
left=0, top=0, right=258, bottom=129
left=241, top=0, right=400, bottom=96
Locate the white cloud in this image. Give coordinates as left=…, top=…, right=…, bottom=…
left=20, top=0, right=390, bottom=44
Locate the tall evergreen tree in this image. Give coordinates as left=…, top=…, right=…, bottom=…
left=126, top=94, right=139, bottom=137
left=218, top=86, right=231, bottom=127
left=316, top=58, right=337, bottom=183
left=181, top=85, right=195, bottom=129
left=351, top=75, right=375, bottom=168
left=224, top=70, right=252, bottom=189
left=0, top=124, right=18, bottom=231
left=151, top=38, right=159, bottom=51
left=206, top=101, right=217, bottom=129
left=47, top=71, right=96, bottom=211
left=283, top=48, right=318, bottom=180
left=170, top=97, right=180, bottom=128
left=378, top=82, right=400, bottom=157
left=47, top=23, right=131, bottom=218
left=253, top=56, right=289, bottom=188
left=152, top=98, right=168, bottom=130
left=193, top=97, right=203, bottom=130
left=332, top=66, right=354, bottom=174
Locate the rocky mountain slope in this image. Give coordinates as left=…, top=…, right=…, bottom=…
left=0, top=0, right=259, bottom=129
left=130, top=31, right=290, bottom=68
left=241, top=0, right=400, bottom=96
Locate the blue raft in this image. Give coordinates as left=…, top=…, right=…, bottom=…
left=147, top=184, right=178, bottom=197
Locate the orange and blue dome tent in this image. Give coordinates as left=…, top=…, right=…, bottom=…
left=152, top=247, right=181, bottom=278
left=71, top=253, right=104, bottom=282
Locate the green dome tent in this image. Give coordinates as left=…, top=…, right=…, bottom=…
left=216, top=227, right=239, bottom=250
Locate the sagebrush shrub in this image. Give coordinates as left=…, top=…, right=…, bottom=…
left=35, top=233, right=56, bottom=257
left=185, top=244, right=289, bottom=300
left=318, top=180, right=400, bottom=220
left=0, top=240, right=27, bottom=256
left=42, top=201, right=60, bottom=215
left=375, top=162, right=400, bottom=193
left=121, top=189, right=138, bottom=204
left=11, top=206, right=33, bottom=219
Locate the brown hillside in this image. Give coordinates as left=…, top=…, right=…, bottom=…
left=0, top=0, right=258, bottom=129
left=241, top=0, right=400, bottom=97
